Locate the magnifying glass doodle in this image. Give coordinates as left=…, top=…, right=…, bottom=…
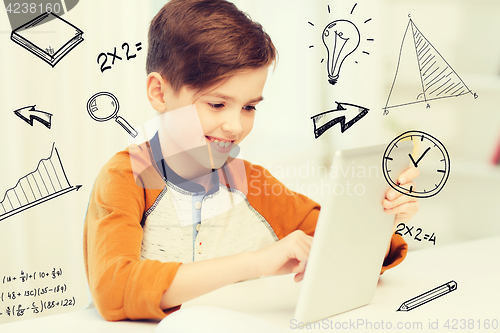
left=86, top=91, right=138, bottom=138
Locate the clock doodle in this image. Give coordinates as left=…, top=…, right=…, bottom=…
left=383, top=130, right=450, bottom=198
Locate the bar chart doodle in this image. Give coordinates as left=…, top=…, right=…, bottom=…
left=383, top=17, right=476, bottom=115
left=0, top=143, right=82, bottom=222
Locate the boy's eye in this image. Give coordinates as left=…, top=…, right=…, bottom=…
left=209, top=103, right=225, bottom=109
left=243, top=105, right=257, bottom=112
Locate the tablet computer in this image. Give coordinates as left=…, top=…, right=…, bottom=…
left=294, top=141, right=413, bottom=323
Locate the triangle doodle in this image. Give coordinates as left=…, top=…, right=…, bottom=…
left=383, top=19, right=473, bottom=114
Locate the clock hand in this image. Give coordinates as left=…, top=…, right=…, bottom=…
left=415, top=147, right=431, bottom=166
left=408, top=154, right=418, bottom=168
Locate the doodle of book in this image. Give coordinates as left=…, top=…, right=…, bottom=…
left=10, top=12, right=84, bottom=67
left=0, top=144, right=81, bottom=222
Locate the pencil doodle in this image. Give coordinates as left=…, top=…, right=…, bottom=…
left=0, top=143, right=82, bottom=222
left=308, top=3, right=374, bottom=85
left=10, top=11, right=84, bottom=67
left=311, top=102, right=369, bottom=138
left=13, top=105, right=52, bottom=129
left=86, top=92, right=138, bottom=138
left=397, top=280, right=457, bottom=312
left=383, top=16, right=476, bottom=115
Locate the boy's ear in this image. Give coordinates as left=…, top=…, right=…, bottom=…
left=146, top=72, right=170, bottom=112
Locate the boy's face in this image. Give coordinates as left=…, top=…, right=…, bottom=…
left=165, top=66, right=268, bottom=169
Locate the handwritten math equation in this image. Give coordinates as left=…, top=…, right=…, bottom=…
left=1, top=283, right=68, bottom=302
left=2, top=268, right=62, bottom=284
left=395, top=223, right=436, bottom=245
left=97, top=41, right=143, bottom=73
left=0, top=267, right=76, bottom=320
left=0, top=296, right=76, bottom=318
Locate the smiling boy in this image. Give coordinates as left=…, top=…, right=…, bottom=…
left=83, top=0, right=419, bottom=321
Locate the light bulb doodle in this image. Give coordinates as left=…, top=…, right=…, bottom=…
left=322, top=19, right=360, bottom=85
left=308, top=3, right=373, bottom=86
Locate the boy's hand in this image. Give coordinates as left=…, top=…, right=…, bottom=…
left=252, top=230, right=313, bottom=282
left=382, top=167, right=420, bottom=225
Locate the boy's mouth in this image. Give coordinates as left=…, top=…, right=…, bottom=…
left=205, top=136, right=234, bottom=153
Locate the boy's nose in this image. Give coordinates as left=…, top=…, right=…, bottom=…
left=221, top=111, right=243, bottom=136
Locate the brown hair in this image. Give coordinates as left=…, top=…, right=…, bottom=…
left=146, top=0, right=277, bottom=93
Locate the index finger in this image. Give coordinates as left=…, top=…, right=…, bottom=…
left=397, top=167, right=420, bottom=185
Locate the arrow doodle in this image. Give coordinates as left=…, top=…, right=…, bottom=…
left=311, top=102, right=369, bottom=139
left=13, top=105, right=53, bottom=129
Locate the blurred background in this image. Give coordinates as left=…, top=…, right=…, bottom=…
left=0, top=0, right=499, bottom=323
left=227, top=0, right=500, bottom=249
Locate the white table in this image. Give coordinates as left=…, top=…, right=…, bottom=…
left=2, top=236, right=499, bottom=332
left=0, top=306, right=158, bottom=333
left=182, top=236, right=500, bottom=332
